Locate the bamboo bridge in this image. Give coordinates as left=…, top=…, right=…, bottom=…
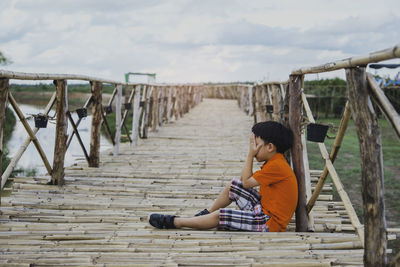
left=0, top=44, right=399, bottom=266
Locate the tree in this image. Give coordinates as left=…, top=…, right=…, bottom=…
left=0, top=51, right=12, bottom=65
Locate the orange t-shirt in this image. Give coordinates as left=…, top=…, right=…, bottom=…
left=253, top=153, right=298, bottom=232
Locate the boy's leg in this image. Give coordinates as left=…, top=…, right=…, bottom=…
left=209, top=182, right=233, bottom=212
left=174, top=211, right=220, bottom=229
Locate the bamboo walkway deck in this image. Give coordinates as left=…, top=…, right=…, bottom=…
left=0, top=99, right=363, bottom=266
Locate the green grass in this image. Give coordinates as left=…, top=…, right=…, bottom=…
left=10, top=83, right=116, bottom=94
left=306, top=117, right=400, bottom=259
left=101, top=109, right=134, bottom=143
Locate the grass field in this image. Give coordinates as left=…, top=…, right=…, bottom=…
left=10, top=83, right=116, bottom=94
left=306, top=117, right=400, bottom=258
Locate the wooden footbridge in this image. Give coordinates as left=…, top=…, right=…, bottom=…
left=0, top=45, right=399, bottom=266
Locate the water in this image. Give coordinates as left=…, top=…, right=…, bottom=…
left=7, top=104, right=112, bottom=175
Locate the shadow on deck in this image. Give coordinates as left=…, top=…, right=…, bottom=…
left=1, top=99, right=363, bottom=266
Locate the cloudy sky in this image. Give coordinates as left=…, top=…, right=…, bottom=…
left=1, top=0, right=399, bottom=83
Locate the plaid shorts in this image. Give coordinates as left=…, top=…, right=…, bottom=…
left=218, top=179, right=270, bottom=232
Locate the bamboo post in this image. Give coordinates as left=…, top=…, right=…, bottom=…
left=307, top=100, right=351, bottom=213
left=173, top=87, right=179, bottom=120
left=254, top=85, right=260, bottom=123
left=0, top=78, right=9, bottom=203
left=346, top=67, right=387, bottom=266
left=302, top=92, right=364, bottom=246
left=1, top=92, right=56, bottom=189
left=142, top=86, right=152, bottom=138
left=120, top=87, right=134, bottom=144
left=175, top=86, right=179, bottom=118
left=186, top=86, right=191, bottom=111
left=89, top=81, right=102, bottom=168
left=248, top=85, right=254, bottom=116
left=166, top=86, right=172, bottom=123
left=158, top=87, right=164, bottom=127
left=66, top=111, right=89, bottom=163
left=52, top=80, right=68, bottom=186
left=301, top=132, right=315, bottom=232
left=151, top=86, right=158, bottom=132
left=114, top=85, right=122, bottom=156
left=180, top=87, right=184, bottom=117
left=8, top=93, right=53, bottom=176
left=367, top=73, right=400, bottom=140
left=289, top=74, right=308, bottom=232
left=132, top=85, right=141, bottom=146
left=181, top=86, right=186, bottom=114
left=251, top=85, right=257, bottom=124
left=238, top=86, right=243, bottom=109
left=178, top=87, right=183, bottom=118
left=280, top=83, right=286, bottom=100
left=191, top=86, right=196, bottom=107
left=272, top=84, right=280, bottom=122
left=266, top=85, right=274, bottom=121
left=184, top=86, right=190, bottom=113
left=139, top=85, right=147, bottom=138
left=259, top=85, right=266, bottom=122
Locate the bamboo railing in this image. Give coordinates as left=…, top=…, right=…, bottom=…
left=233, top=43, right=400, bottom=267
left=0, top=70, right=208, bottom=190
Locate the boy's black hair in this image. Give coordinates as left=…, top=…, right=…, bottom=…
left=251, top=121, right=293, bottom=153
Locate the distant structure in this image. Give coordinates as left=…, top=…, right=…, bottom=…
left=124, top=72, right=156, bottom=83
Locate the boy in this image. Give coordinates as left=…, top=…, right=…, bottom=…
left=149, top=121, right=298, bottom=232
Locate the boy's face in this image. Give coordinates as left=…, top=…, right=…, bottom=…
left=254, top=136, right=276, bottom=162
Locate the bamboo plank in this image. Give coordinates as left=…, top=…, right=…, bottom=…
left=0, top=99, right=364, bottom=266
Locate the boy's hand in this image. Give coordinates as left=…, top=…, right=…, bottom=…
left=249, top=133, right=263, bottom=158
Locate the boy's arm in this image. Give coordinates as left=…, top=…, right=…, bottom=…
left=240, top=134, right=261, bottom=189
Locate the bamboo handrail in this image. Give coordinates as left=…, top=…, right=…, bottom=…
left=301, top=92, right=364, bottom=247
left=292, top=43, right=400, bottom=75
left=0, top=69, right=243, bottom=87
left=307, top=100, right=351, bottom=213
left=0, top=69, right=125, bottom=85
